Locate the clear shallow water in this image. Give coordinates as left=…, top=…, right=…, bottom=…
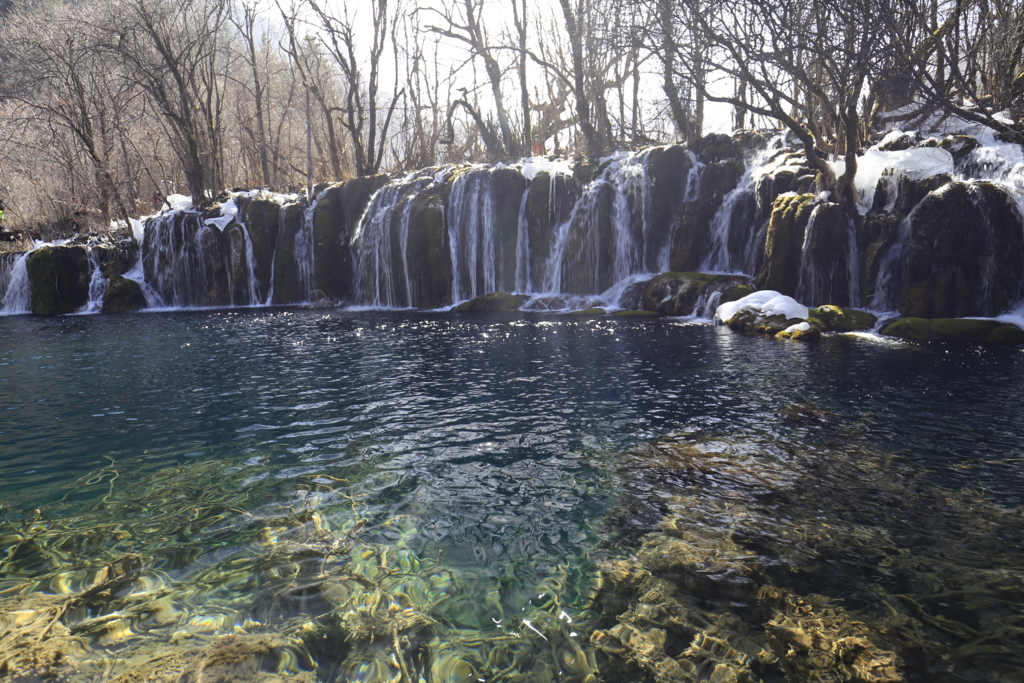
left=1, top=310, right=1024, bottom=681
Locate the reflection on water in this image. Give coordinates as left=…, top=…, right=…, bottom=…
left=1, top=310, right=1023, bottom=681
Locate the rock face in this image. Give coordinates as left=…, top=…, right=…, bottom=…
left=795, top=202, right=859, bottom=307
left=758, top=194, right=817, bottom=297
left=403, top=183, right=452, bottom=309
left=313, top=175, right=389, bottom=303
left=26, top=245, right=90, bottom=315
left=669, top=157, right=745, bottom=272
left=102, top=275, right=147, bottom=313
left=881, top=317, right=1024, bottom=344
left=902, top=181, right=1024, bottom=318
left=643, top=272, right=754, bottom=316
left=270, top=203, right=306, bottom=305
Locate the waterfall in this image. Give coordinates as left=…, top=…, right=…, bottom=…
left=351, top=175, right=433, bottom=308
left=80, top=249, right=107, bottom=313
left=870, top=215, right=912, bottom=312
left=701, top=179, right=750, bottom=273
left=295, top=197, right=318, bottom=302
left=448, top=169, right=495, bottom=303
left=514, top=191, right=531, bottom=293
left=0, top=252, right=31, bottom=315
left=795, top=202, right=861, bottom=308
left=240, top=225, right=261, bottom=306
left=544, top=151, right=658, bottom=295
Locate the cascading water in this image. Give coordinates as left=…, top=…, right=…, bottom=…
left=543, top=151, right=657, bottom=298
left=351, top=174, right=434, bottom=308
left=795, top=201, right=862, bottom=308
left=0, top=252, right=31, bottom=315
left=80, top=248, right=107, bottom=313
left=448, top=168, right=499, bottom=303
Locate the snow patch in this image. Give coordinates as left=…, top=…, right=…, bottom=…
left=714, top=290, right=809, bottom=324
left=521, top=157, right=574, bottom=181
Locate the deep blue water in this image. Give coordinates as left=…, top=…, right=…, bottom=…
left=2, top=309, right=1023, bottom=680
left=3, top=310, right=1023, bottom=504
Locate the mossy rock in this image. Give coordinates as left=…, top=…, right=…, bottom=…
left=689, top=133, right=740, bottom=162
left=101, top=275, right=147, bottom=313
left=403, top=183, right=452, bottom=309
left=725, top=309, right=803, bottom=336
left=881, top=318, right=1024, bottom=344
left=794, top=202, right=858, bottom=307
left=26, top=245, right=91, bottom=315
left=453, top=291, right=525, bottom=312
left=807, top=305, right=877, bottom=332
left=758, top=194, right=817, bottom=297
left=643, top=272, right=754, bottom=316
left=568, top=307, right=606, bottom=316
left=271, top=203, right=306, bottom=304
left=312, top=175, right=389, bottom=302
left=614, top=309, right=659, bottom=317
left=902, top=181, right=1024, bottom=318
left=525, top=171, right=578, bottom=288
left=775, top=322, right=822, bottom=341
left=242, top=196, right=281, bottom=303
left=223, top=221, right=256, bottom=305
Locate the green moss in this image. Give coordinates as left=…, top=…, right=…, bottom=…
left=101, top=275, right=147, bottom=313
left=26, top=245, right=91, bottom=315
left=568, top=307, right=606, bottom=316
left=881, top=317, right=1024, bottom=344
left=758, top=194, right=817, bottom=296
left=453, top=291, right=526, bottom=312
left=776, top=324, right=821, bottom=341
left=806, top=305, right=877, bottom=332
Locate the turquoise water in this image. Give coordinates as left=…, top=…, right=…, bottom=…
left=2, top=310, right=1024, bottom=681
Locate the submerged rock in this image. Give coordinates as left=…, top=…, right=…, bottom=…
left=881, top=317, right=1024, bottom=344
left=643, top=271, right=754, bottom=317
left=26, top=245, right=91, bottom=315
left=599, top=431, right=1024, bottom=683
left=453, top=291, right=525, bottom=312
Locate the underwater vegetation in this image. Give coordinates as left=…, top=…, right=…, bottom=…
left=2, top=403, right=1023, bottom=683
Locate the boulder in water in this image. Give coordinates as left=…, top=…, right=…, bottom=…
left=775, top=321, right=821, bottom=341
left=453, top=291, right=525, bottom=312
left=643, top=271, right=754, bottom=316
left=902, top=181, right=1024, bottom=318
left=806, top=305, right=877, bottom=332
left=881, top=317, right=1024, bottom=344
left=101, top=275, right=146, bottom=313
left=26, top=245, right=90, bottom=315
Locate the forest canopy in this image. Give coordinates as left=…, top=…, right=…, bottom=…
left=0, top=0, right=1021, bottom=233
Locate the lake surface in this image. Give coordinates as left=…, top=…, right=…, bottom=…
left=2, top=310, right=1023, bottom=682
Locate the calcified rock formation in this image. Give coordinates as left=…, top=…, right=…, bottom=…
left=3, top=132, right=1023, bottom=326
